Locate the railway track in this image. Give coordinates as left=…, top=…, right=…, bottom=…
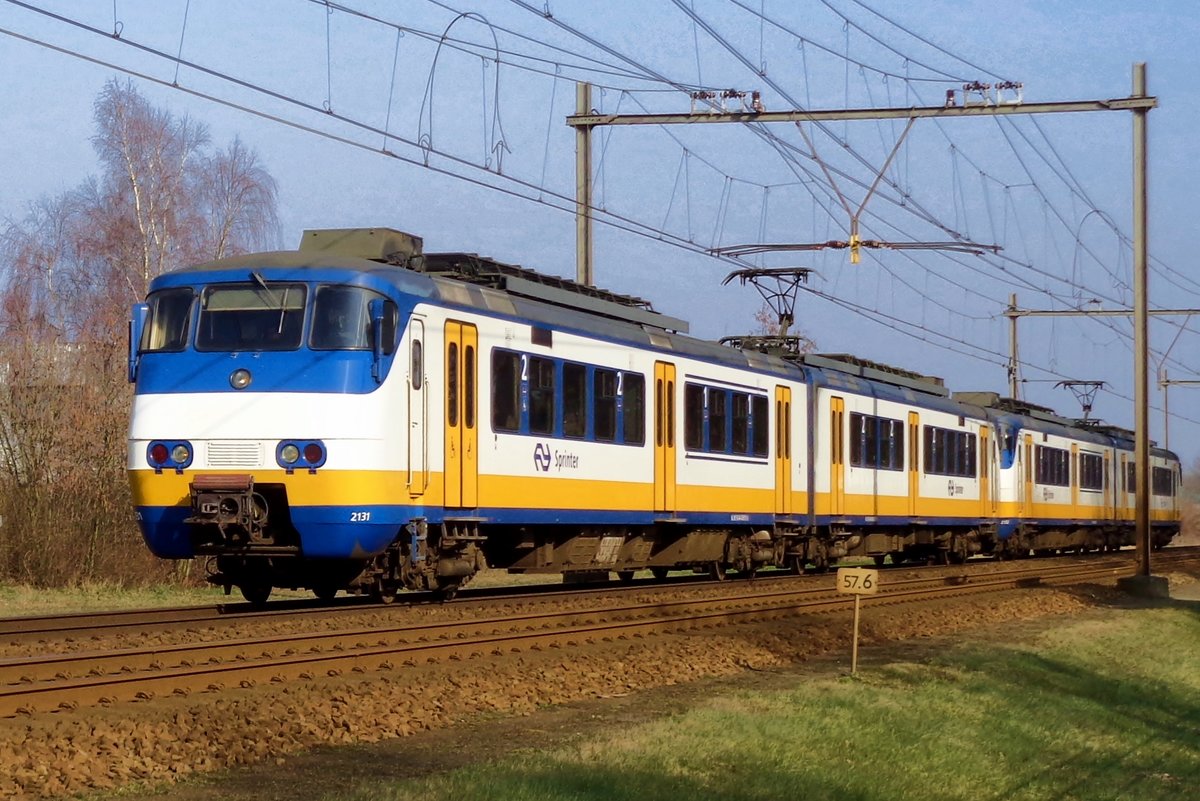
left=6, top=547, right=1194, bottom=646
left=4, top=554, right=1189, bottom=719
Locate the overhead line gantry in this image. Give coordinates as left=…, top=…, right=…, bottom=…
left=567, top=66, right=1162, bottom=588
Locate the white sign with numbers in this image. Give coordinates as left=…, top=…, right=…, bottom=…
left=837, top=567, right=880, bottom=595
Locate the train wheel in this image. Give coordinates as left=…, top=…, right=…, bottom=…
left=434, top=578, right=461, bottom=601
left=710, top=561, right=727, bottom=581
left=616, top=570, right=636, bottom=583
left=312, top=584, right=339, bottom=602
left=372, top=581, right=398, bottom=604
left=240, top=583, right=271, bottom=606
left=873, top=554, right=887, bottom=568
left=651, top=567, right=670, bottom=580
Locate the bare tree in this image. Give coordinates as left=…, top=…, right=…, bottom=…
left=199, top=137, right=280, bottom=259
left=91, top=79, right=210, bottom=298
left=0, top=78, right=280, bottom=586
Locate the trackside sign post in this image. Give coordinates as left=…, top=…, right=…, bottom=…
left=837, top=567, right=879, bottom=675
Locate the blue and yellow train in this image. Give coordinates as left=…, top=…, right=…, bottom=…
left=127, top=228, right=1182, bottom=602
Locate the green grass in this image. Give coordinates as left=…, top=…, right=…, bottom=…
left=0, top=582, right=237, bottom=617
left=0, top=569, right=564, bottom=617
left=331, top=605, right=1200, bottom=801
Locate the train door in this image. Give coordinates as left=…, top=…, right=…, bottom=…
left=908, top=412, right=920, bottom=516
left=1070, top=444, right=1080, bottom=519
left=407, top=316, right=427, bottom=496
left=444, top=321, right=478, bottom=509
left=830, top=396, right=845, bottom=515
left=774, top=386, right=793, bottom=515
left=1118, top=452, right=1130, bottom=520
left=1022, top=434, right=1034, bottom=516
left=654, top=362, right=677, bottom=513
left=979, top=425, right=991, bottom=517
left=1103, top=452, right=1114, bottom=519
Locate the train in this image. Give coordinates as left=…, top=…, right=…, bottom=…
left=126, top=227, right=1182, bottom=603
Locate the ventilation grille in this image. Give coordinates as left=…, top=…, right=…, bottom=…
left=206, top=441, right=264, bottom=469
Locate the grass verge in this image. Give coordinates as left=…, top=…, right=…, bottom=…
left=332, top=604, right=1200, bottom=801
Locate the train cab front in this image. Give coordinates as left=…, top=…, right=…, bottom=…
left=126, top=244, right=430, bottom=604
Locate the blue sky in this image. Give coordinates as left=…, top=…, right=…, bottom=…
left=1, top=0, right=1198, bottom=463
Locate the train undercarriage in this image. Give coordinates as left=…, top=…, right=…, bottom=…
left=196, top=516, right=1179, bottom=605
left=182, top=475, right=1178, bottom=604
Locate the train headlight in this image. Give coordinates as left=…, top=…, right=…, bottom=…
left=276, top=440, right=326, bottom=471
left=303, top=443, right=325, bottom=464
left=146, top=440, right=193, bottom=472
left=230, top=369, right=252, bottom=390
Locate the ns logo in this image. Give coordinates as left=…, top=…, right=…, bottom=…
left=533, top=442, right=552, bottom=472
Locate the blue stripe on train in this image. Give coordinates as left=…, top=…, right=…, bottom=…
left=139, top=503, right=1169, bottom=561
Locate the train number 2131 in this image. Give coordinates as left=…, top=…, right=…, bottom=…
left=350, top=511, right=372, bottom=522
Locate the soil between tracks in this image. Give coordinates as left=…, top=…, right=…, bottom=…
left=27, top=566, right=1189, bottom=801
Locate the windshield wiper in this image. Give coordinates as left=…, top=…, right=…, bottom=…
left=250, top=271, right=289, bottom=334
left=250, top=271, right=279, bottom=304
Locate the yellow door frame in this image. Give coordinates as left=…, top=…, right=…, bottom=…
left=1022, top=434, right=1034, bottom=517
left=443, top=320, right=478, bottom=508
left=830, top=396, right=845, bottom=516
left=979, top=425, right=991, bottom=517
left=654, top=362, right=677, bottom=513
left=774, top=386, right=792, bottom=515
left=908, top=412, right=920, bottom=516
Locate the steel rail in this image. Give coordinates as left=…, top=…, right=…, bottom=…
left=5, top=547, right=1194, bottom=648
left=0, top=560, right=1161, bottom=718
left=3, top=547, right=1193, bottom=645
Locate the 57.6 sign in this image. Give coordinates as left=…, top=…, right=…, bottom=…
left=837, top=567, right=879, bottom=595
left=836, top=567, right=880, bottom=675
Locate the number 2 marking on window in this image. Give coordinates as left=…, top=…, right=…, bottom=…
left=350, top=511, right=371, bottom=522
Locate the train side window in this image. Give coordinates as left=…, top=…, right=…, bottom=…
left=655, top=379, right=663, bottom=447
left=784, top=401, right=791, bottom=459
left=528, top=356, right=555, bottom=435
left=1035, top=445, right=1070, bottom=487
left=491, top=350, right=520, bottom=432
left=923, top=426, right=934, bottom=474
left=1080, top=453, right=1103, bottom=490
left=464, top=345, right=475, bottom=430
left=710, top=390, right=728, bottom=453
left=850, top=412, right=864, bottom=466
left=864, top=415, right=879, bottom=467
left=563, top=362, right=586, bottom=438
left=447, top=343, right=459, bottom=427
left=411, top=340, right=423, bottom=390
left=751, top=395, right=768, bottom=457
left=889, top=420, right=904, bottom=470
left=666, top=380, right=675, bottom=448
left=1152, top=466, right=1173, bottom=496
left=731, top=393, right=750, bottom=454
left=623, top=372, right=646, bottom=445
left=1125, top=462, right=1135, bottom=493
left=594, top=369, right=618, bottom=442
left=684, top=384, right=704, bottom=450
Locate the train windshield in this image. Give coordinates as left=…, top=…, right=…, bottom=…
left=140, top=288, right=193, bottom=352
left=310, top=286, right=376, bottom=350
left=195, top=281, right=307, bottom=352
